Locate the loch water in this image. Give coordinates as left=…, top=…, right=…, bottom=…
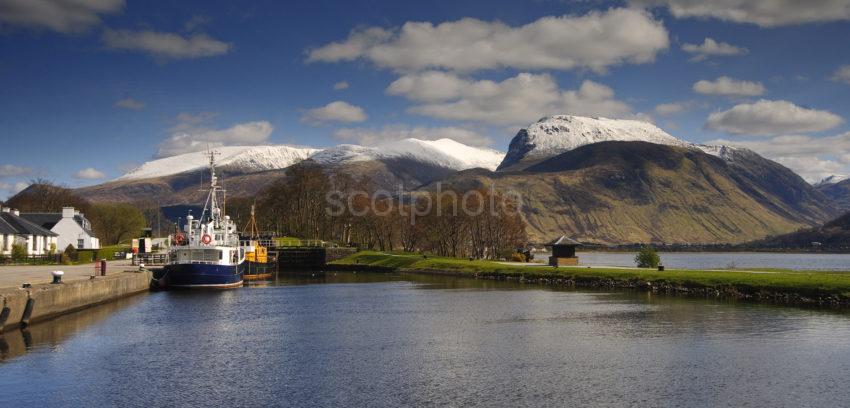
left=2, top=272, right=850, bottom=407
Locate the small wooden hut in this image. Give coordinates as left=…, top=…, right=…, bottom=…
left=546, top=235, right=581, bottom=266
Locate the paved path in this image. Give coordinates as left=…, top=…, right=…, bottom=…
left=0, top=261, right=139, bottom=289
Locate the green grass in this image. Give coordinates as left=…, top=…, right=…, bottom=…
left=331, top=251, right=850, bottom=298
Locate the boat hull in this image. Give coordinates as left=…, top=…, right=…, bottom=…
left=240, top=260, right=276, bottom=281
left=164, top=263, right=243, bottom=288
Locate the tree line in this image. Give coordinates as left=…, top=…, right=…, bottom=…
left=3, top=180, right=148, bottom=245
left=228, top=163, right=528, bottom=260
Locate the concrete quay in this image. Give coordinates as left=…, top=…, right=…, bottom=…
left=0, top=262, right=152, bottom=332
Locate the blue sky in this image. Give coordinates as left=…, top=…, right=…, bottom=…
left=2, top=0, right=850, bottom=198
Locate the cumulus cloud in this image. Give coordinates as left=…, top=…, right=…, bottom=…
left=156, top=114, right=274, bottom=158
left=387, top=71, right=632, bottom=126
left=102, top=29, right=231, bottom=60
left=709, top=132, right=850, bottom=182
left=632, top=0, right=850, bottom=27
left=334, top=125, right=494, bottom=147
left=693, top=76, right=765, bottom=97
left=654, top=101, right=692, bottom=116
left=706, top=99, right=843, bottom=136
left=74, top=167, right=106, bottom=180
left=681, top=38, right=748, bottom=62
left=0, top=164, right=31, bottom=177
left=831, top=65, right=850, bottom=85
left=114, top=97, right=145, bottom=110
left=301, top=101, right=367, bottom=125
left=307, top=8, right=669, bottom=73
left=333, top=81, right=350, bottom=90
left=0, top=0, right=123, bottom=33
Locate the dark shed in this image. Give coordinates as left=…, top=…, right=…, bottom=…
left=546, top=236, right=581, bottom=266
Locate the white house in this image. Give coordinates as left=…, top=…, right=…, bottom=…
left=21, top=207, right=100, bottom=250
left=0, top=207, right=59, bottom=256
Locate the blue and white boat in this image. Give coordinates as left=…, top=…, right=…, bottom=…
left=164, top=151, right=245, bottom=288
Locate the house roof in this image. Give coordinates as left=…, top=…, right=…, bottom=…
left=21, top=212, right=96, bottom=236
left=0, top=212, right=58, bottom=236
left=546, top=235, right=581, bottom=247
left=20, top=213, right=62, bottom=230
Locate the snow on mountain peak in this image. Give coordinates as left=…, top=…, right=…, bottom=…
left=498, top=115, right=740, bottom=170
left=310, top=138, right=505, bottom=171
left=118, top=145, right=320, bottom=180
left=815, top=174, right=848, bottom=186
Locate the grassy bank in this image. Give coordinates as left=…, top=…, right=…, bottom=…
left=331, top=251, right=850, bottom=306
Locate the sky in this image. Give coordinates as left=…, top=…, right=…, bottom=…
left=2, top=0, right=850, bottom=198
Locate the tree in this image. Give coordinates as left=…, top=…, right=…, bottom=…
left=88, top=203, right=146, bottom=245
left=5, top=179, right=91, bottom=214
left=635, top=246, right=661, bottom=268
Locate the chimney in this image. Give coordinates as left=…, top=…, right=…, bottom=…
left=62, top=207, right=75, bottom=218
left=1, top=207, right=9, bottom=213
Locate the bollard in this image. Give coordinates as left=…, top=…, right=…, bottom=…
left=52, top=271, right=64, bottom=284
left=100, top=259, right=107, bottom=276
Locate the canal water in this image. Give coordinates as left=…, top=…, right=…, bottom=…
left=572, top=251, right=850, bottom=271
left=2, top=272, right=850, bottom=407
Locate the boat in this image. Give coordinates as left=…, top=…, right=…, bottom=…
left=240, top=205, right=277, bottom=281
left=163, top=151, right=245, bottom=288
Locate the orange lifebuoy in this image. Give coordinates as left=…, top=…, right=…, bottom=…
left=201, top=234, right=212, bottom=245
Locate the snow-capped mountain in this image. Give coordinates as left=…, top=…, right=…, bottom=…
left=311, top=138, right=504, bottom=171
left=815, top=175, right=848, bottom=187
left=498, top=115, right=739, bottom=170
left=118, top=145, right=321, bottom=180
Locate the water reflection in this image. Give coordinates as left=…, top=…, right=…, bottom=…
left=0, top=294, right=145, bottom=362
left=2, top=272, right=850, bottom=407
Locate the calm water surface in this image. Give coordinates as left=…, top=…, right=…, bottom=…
left=574, top=251, right=850, bottom=271
left=2, top=272, right=850, bottom=407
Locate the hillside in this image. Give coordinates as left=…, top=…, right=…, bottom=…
left=752, top=212, right=850, bottom=250
left=817, top=178, right=850, bottom=211
left=427, top=141, right=837, bottom=244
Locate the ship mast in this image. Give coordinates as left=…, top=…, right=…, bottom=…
left=199, top=150, right=225, bottom=227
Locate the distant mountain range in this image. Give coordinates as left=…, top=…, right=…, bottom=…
left=66, top=115, right=842, bottom=244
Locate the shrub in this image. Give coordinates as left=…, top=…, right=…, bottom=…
left=635, top=246, right=661, bottom=268
left=63, top=244, right=78, bottom=262
left=511, top=252, right=526, bottom=262
left=11, top=243, right=27, bottom=263
left=60, top=252, right=72, bottom=265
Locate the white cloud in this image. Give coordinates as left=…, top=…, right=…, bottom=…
left=156, top=114, right=274, bottom=158
left=706, top=99, right=843, bottom=136
left=333, top=125, right=494, bottom=147
left=13, top=181, right=27, bottom=193
left=307, top=8, right=669, bottom=73
left=831, top=65, right=850, bottom=85
left=301, top=101, right=367, bottom=125
left=74, top=167, right=106, bottom=180
left=632, top=0, right=850, bottom=27
left=333, top=81, right=350, bottom=90
left=709, top=132, right=850, bottom=182
left=681, top=38, right=748, bottom=62
left=654, top=102, right=690, bottom=116
left=388, top=71, right=633, bottom=126
left=0, top=0, right=124, bottom=33
left=114, top=97, right=145, bottom=110
left=693, top=76, right=765, bottom=97
left=102, top=29, right=231, bottom=60
left=0, top=164, right=31, bottom=177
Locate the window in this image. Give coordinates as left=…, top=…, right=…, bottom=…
left=78, top=239, right=85, bottom=248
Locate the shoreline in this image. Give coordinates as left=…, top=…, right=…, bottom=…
left=329, top=252, right=850, bottom=308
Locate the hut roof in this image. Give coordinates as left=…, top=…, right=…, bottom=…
left=546, top=235, right=581, bottom=247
